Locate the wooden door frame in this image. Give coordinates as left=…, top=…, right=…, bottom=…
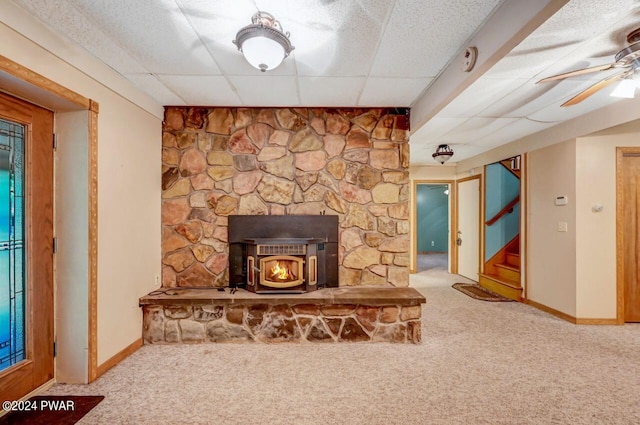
left=0, top=92, right=54, bottom=401
left=616, top=147, right=640, bottom=324
left=455, top=174, right=482, bottom=279
left=0, top=55, right=100, bottom=383
left=411, top=179, right=455, bottom=274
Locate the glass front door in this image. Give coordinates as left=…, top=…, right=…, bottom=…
left=0, top=91, right=54, bottom=403
left=0, top=118, right=25, bottom=372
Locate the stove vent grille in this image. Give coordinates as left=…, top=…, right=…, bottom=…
left=257, top=244, right=306, bottom=256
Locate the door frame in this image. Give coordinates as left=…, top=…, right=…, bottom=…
left=0, top=55, right=100, bottom=385
left=411, top=179, right=455, bottom=274
left=616, top=147, right=640, bottom=323
left=455, top=174, right=482, bottom=280
left=0, top=91, right=54, bottom=401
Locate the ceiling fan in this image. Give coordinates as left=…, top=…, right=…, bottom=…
left=537, top=28, right=640, bottom=107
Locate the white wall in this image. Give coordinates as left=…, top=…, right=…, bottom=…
left=0, top=5, right=163, bottom=368
left=528, top=140, right=577, bottom=316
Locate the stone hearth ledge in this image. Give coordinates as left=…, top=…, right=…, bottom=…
left=140, top=286, right=426, bottom=344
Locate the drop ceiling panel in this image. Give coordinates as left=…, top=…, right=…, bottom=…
left=298, top=77, right=365, bottom=107
left=228, top=76, right=299, bottom=106
left=526, top=83, right=624, bottom=122
left=359, top=77, right=432, bottom=107
left=289, top=0, right=395, bottom=77
left=61, top=0, right=222, bottom=74
left=124, top=74, right=187, bottom=106
left=12, top=0, right=148, bottom=74
left=370, top=0, right=504, bottom=78
left=157, top=75, right=241, bottom=105
left=438, top=78, right=528, bottom=118
left=474, top=118, right=558, bottom=147
left=410, top=117, right=465, bottom=144
left=438, top=117, right=520, bottom=142
left=479, top=77, right=612, bottom=118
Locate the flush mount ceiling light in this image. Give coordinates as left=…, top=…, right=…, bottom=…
left=233, top=11, right=295, bottom=72
left=432, top=144, right=454, bottom=164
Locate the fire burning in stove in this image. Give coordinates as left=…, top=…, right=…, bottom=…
left=270, top=261, right=293, bottom=281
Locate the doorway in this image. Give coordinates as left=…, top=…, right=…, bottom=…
left=0, top=92, right=54, bottom=401
left=415, top=183, right=451, bottom=273
left=617, top=148, right=640, bottom=322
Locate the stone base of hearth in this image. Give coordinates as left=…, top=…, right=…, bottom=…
left=140, top=287, right=426, bottom=344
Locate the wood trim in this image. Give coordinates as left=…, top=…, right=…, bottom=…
left=527, top=300, right=619, bottom=325
left=456, top=174, right=480, bottom=184
left=615, top=147, right=640, bottom=325
left=478, top=172, right=484, bottom=278
left=450, top=182, right=457, bottom=274
left=526, top=300, right=577, bottom=324
left=616, top=147, right=624, bottom=324
left=88, top=105, right=99, bottom=382
left=575, top=318, right=620, bottom=325
left=412, top=179, right=455, bottom=274
left=522, top=153, right=529, bottom=301
left=96, top=338, right=142, bottom=378
left=0, top=55, right=91, bottom=109
left=498, top=159, right=521, bottom=179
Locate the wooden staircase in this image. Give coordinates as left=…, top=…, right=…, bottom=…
left=479, top=236, right=522, bottom=300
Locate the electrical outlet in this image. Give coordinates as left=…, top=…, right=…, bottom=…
left=557, top=222, right=568, bottom=232
left=155, top=275, right=160, bottom=286
left=431, top=241, right=435, bottom=246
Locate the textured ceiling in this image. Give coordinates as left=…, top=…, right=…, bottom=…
left=9, top=0, right=640, bottom=164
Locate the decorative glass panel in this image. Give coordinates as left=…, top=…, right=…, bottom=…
left=0, top=118, right=25, bottom=372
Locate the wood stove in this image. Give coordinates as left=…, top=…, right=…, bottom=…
left=228, top=215, right=338, bottom=293
left=244, top=238, right=323, bottom=293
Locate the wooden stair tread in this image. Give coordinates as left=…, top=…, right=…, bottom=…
left=505, top=252, right=521, bottom=268
left=479, top=273, right=521, bottom=289
left=495, top=263, right=519, bottom=272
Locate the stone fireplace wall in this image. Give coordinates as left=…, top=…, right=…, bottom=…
left=161, top=107, right=410, bottom=288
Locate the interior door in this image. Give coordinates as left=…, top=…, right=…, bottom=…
left=0, top=92, right=54, bottom=402
left=457, top=176, right=480, bottom=281
left=621, top=151, right=640, bottom=322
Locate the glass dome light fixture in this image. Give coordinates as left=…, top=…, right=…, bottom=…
left=233, top=11, right=295, bottom=72
left=432, top=144, right=454, bottom=164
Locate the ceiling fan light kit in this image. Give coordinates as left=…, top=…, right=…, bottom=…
left=233, top=11, right=294, bottom=72
left=610, top=78, right=639, bottom=98
left=432, top=144, right=454, bottom=164
left=537, top=28, right=640, bottom=106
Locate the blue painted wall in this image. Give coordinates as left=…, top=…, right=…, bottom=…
left=416, top=184, right=449, bottom=253
left=485, top=163, right=520, bottom=260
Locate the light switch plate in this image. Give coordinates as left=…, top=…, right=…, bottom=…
left=558, top=222, right=568, bottom=232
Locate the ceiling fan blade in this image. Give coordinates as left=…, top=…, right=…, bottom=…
left=536, top=63, right=618, bottom=83
left=561, top=70, right=631, bottom=107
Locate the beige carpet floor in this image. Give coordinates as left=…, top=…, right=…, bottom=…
left=44, top=270, right=640, bottom=425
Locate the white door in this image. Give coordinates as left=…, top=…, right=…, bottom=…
left=457, top=177, right=480, bottom=281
